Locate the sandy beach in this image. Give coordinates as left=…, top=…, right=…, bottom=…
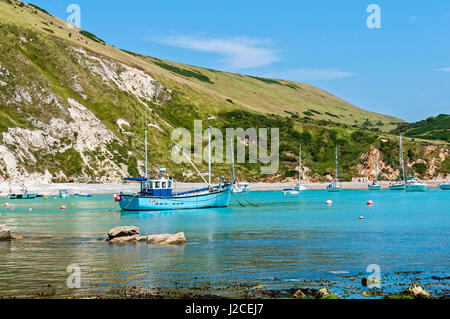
left=0, top=180, right=445, bottom=196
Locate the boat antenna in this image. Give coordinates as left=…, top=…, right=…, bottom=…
left=208, top=126, right=212, bottom=186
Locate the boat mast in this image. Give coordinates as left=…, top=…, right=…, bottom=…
left=335, top=146, right=339, bottom=183
left=231, top=136, right=235, bottom=185
left=144, top=113, right=148, bottom=179
left=208, top=126, right=212, bottom=186
left=376, top=148, right=379, bottom=184
left=299, top=144, right=302, bottom=184
left=400, top=135, right=406, bottom=183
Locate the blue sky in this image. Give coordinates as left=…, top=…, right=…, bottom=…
left=29, top=0, right=450, bottom=122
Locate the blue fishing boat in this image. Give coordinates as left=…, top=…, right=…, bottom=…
left=118, top=125, right=231, bottom=211
left=119, top=170, right=231, bottom=211
left=8, top=184, right=37, bottom=199
left=440, top=183, right=450, bottom=190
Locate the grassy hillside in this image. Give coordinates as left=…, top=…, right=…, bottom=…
left=0, top=0, right=403, bottom=128
left=0, top=0, right=448, bottom=184
left=391, top=114, right=450, bottom=142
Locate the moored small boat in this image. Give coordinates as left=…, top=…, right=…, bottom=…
left=283, top=188, right=300, bottom=195
left=405, top=177, right=428, bottom=192
left=368, top=182, right=382, bottom=191
left=439, top=183, right=450, bottom=190
left=232, top=182, right=250, bottom=194
left=284, top=144, right=307, bottom=195
left=327, top=182, right=342, bottom=192
left=75, top=193, right=93, bottom=197
left=59, top=190, right=70, bottom=198
left=389, top=182, right=405, bottom=191
left=9, top=193, right=37, bottom=200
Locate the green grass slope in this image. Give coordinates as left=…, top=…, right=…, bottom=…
left=392, top=114, right=450, bottom=142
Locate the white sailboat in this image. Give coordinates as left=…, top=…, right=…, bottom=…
left=295, top=144, right=307, bottom=192
left=283, top=144, right=307, bottom=195
left=389, top=135, right=406, bottom=191
left=406, top=176, right=428, bottom=192
left=327, top=146, right=342, bottom=192
left=368, top=148, right=382, bottom=190
left=230, top=136, right=250, bottom=194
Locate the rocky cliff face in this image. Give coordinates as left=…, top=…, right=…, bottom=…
left=0, top=27, right=171, bottom=184
left=358, top=144, right=449, bottom=181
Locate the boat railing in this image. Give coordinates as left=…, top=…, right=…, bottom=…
left=174, top=184, right=230, bottom=196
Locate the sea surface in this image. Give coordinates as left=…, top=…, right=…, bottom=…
left=0, top=190, right=448, bottom=299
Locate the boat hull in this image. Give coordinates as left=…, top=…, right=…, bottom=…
left=295, top=185, right=307, bottom=192
left=389, top=184, right=405, bottom=191
left=119, top=188, right=232, bottom=211
left=406, top=184, right=428, bottom=192
left=440, top=184, right=450, bottom=190
left=283, top=190, right=300, bottom=195
left=9, top=194, right=37, bottom=200
left=327, top=188, right=342, bottom=193
left=368, top=184, right=382, bottom=191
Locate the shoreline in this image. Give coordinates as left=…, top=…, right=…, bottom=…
left=0, top=181, right=446, bottom=196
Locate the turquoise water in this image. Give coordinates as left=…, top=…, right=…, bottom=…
left=0, top=190, right=449, bottom=298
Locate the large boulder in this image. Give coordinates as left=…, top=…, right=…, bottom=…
left=0, top=225, right=13, bottom=241
left=405, top=285, right=433, bottom=299
left=108, top=226, right=140, bottom=240
left=147, top=232, right=186, bottom=245
left=109, top=235, right=148, bottom=244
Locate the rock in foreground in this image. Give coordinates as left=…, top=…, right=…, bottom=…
left=0, top=225, right=21, bottom=241
left=107, top=226, right=186, bottom=246
left=293, top=287, right=338, bottom=299
left=109, top=235, right=148, bottom=244
left=108, top=226, right=140, bottom=240
left=0, top=225, right=12, bottom=241
left=146, top=233, right=186, bottom=245
left=405, top=285, right=433, bottom=299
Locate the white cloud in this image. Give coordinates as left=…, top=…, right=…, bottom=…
left=274, top=68, right=355, bottom=81
left=434, top=67, right=450, bottom=72
left=157, top=35, right=279, bottom=69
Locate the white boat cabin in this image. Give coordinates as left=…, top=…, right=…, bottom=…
left=125, top=168, right=174, bottom=197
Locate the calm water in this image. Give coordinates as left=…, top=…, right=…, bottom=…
left=0, top=190, right=449, bottom=298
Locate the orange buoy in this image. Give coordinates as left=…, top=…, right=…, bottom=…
left=360, top=216, right=365, bottom=220
left=60, top=205, right=67, bottom=210
left=367, top=200, right=373, bottom=206
left=4, top=203, right=9, bottom=208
